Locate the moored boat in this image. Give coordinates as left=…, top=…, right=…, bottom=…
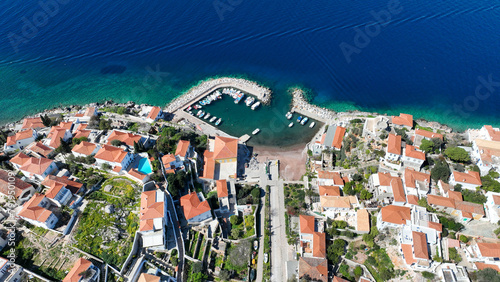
left=197, top=110, right=203, bottom=117
left=252, top=128, right=260, bottom=135
left=309, top=122, right=316, bottom=128
left=204, top=113, right=211, bottom=120
left=210, top=116, right=217, bottom=123
left=297, top=116, right=303, bottom=122
left=286, top=112, right=292, bottom=119
left=199, top=111, right=205, bottom=118
left=245, top=96, right=255, bottom=106
left=301, top=117, right=309, bottom=125
left=215, top=118, right=222, bottom=126
left=288, top=122, right=294, bottom=127
left=251, top=101, right=260, bottom=110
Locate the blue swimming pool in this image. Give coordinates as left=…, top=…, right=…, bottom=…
left=137, top=158, right=152, bottom=174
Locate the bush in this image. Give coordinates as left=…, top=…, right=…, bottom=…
left=459, top=235, right=469, bottom=243
left=110, top=139, right=122, bottom=146
left=422, top=271, right=435, bottom=279
left=230, top=215, right=242, bottom=226
left=448, top=247, right=462, bottom=263
left=444, top=147, right=471, bottom=163
left=327, top=239, right=346, bottom=264
left=431, top=159, right=451, bottom=182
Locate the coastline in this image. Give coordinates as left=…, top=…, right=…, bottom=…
left=0, top=77, right=471, bottom=135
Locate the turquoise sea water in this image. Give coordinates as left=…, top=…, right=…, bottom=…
left=1, top=0, right=499, bottom=141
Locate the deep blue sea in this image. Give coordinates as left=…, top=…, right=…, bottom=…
left=1, top=0, right=499, bottom=134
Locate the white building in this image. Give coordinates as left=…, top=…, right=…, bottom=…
left=403, top=145, right=426, bottom=170
left=94, top=144, right=134, bottom=171
left=449, top=170, right=482, bottom=190
left=384, top=134, right=402, bottom=170
left=180, top=192, right=212, bottom=223
left=139, top=188, right=169, bottom=249
left=18, top=193, right=59, bottom=229
left=3, top=129, right=37, bottom=152
left=485, top=191, right=500, bottom=224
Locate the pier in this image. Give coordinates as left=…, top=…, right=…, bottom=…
left=165, top=77, right=272, bottom=114
left=290, top=88, right=336, bottom=124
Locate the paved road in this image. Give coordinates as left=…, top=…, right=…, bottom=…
left=270, top=180, right=287, bottom=282
left=255, top=188, right=266, bottom=282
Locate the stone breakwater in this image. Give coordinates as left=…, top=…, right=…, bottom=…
left=165, top=77, right=272, bottom=113
left=290, top=88, right=336, bottom=122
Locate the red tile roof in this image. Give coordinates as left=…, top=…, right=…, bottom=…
left=401, top=244, right=417, bottom=265
left=391, top=178, right=406, bottom=203
left=10, top=152, right=30, bottom=166
left=28, top=142, right=53, bottom=157
left=453, top=170, right=482, bottom=186
left=318, top=186, right=341, bottom=196
left=19, top=157, right=54, bottom=176
left=475, top=262, right=500, bottom=272
left=63, top=258, right=93, bottom=282
left=412, top=231, right=429, bottom=259
left=107, top=130, right=142, bottom=146
left=415, top=129, right=443, bottom=140
left=201, top=151, right=215, bottom=179
left=428, top=221, right=443, bottom=232
left=18, top=193, right=53, bottom=223
left=175, top=140, right=190, bottom=157
left=42, top=175, right=83, bottom=194
left=180, top=192, right=211, bottom=220
left=21, top=117, right=45, bottom=129
left=128, top=169, right=148, bottom=180
left=216, top=180, right=228, bottom=198
left=300, top=215, right=315, bottom=234
left=404, top=168, right=430, bottom=188
left=455, top=201, right=485, bottom=216
left=331, top=126, right=346, bottom=149
left=392, top=113, right=413, bottom=127
left=317, top=171, right=345, bottom=186
left=58, top=121, right=73, bottom=130
left=299, top=257, right=328, bottom=282
left=477, top=242, right=500, bottom=258
left=47, top=127, right=69, bottom=148
left=380, top=205, right=411, bottom=225
left=147, top=106, right=162, bottom=120
left=6, top=129, right=34, bottom=146
left=94, top=144, right=129, bottom=163
left=387, top=134, right=402, bottom=155
left=73, top=129, right=91, bottom=139
left=0, top=169, right=33, bottom=199
left=448, top=190, right=463, bottom=201
left=427, top=195, right=456, bottom=209
left=356, top=209, right=370, bottom=232
left=405, top=145, right=425, bottom=160
left=140, top=190, right=164, bottom=227
left=313, top=232, right=326, bottom=258
left=484, top=125, right=500, bottom=142
left=407, top=195, right=419, bottom=205
left=213, top=136, right=238, bottom=159
left=72, top=141, right=97, bottom=156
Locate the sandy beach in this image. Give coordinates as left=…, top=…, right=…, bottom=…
left=253, top=143, right=307, bottom=181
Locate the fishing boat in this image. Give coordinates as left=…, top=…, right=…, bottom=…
left=196, top=110, right=203, bottom=117
left=199, top=111, right=205, bottom=118
left=252, top=128, right=260, bottom=135
left=309, top=122, right=316, bottom=128
left=204, top=113, right=211, bottom=120
left=210, top=116, right=217, bottom=123
left=234, top=93, right=244, bottom=104
left=215, top=118, right=222, bottom=126
left=297, top=116, right=303, bottom=122
left=186, top=106, right=192, bottom=111
left=251, top=101, right=260, bottom=110
left=301, top=117, right=309, bottom=125
left=245, top=96, right=255, bottom=106
left=285, top=112, right=293, bottom=119
left=288, top=122, right=294, bottom=127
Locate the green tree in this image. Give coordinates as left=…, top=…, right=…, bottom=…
left=448, top=247, right=462, bottom=263
left=354, top=266, right=363, bottom=277
left=431, top=159, right=451, bottom=182
left=360, top=189, right=373, bottom=200
left=251, top=187, right=261, bottom=200
left=420, top=139, right=435, bottom=154
left=110, top=139, right=122, bottom=146
left=422, top=271, right=435, bottom=280
left=459, top=235, right=469, bottom=243
left=327, top=239, right=347, bottom=264
left=230, top=215, right=242, bottom=226
left=444, top=147, right=471, bottom=163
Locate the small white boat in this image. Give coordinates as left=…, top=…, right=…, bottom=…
left=285, top=112, right=292, bottom=119
left=300, top=117, right=309, bottom=125
left=309, top=122, right=316, bottom=128
left=251, top=101, right=260, bottom=110
left=204, top=113, right=211, bottom=120
left=215, top=118, right=222, bottom=126
left=252, top=128, right=260, bottom=135
left=210, top=116, right=217, bottom=123
left=288, top=122, right=294, bottom=128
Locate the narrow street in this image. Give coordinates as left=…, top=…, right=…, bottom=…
left=269, top=180, right=287, bottom=282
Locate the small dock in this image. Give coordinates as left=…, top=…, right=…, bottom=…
left=239, top=134, right=251, bottom=143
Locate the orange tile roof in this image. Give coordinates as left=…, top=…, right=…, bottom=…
left=404, top=168, right=430, bottom=188
left=76, top=123, right=88, bottom=131
left=427, top=195, right=456, bottom=209
left=73, top=129, right=91, bottom=139
left=47, top=127, right=69, bottom=148
left=138, top=273, right=161, bottom=282
left=72, top=141, right=97, bottom=156
left=107, top=130, right=142, bottom=146
left=439, top=180, right=450, bottom=193
left=448, top=239, right=460, bottom=248
left=412, top=231, right=429, bottom=259
left=318, top=186, right=341, bottom=196
left=391, top=178, right=406, bottom=203
left=380, top=205, right=411, bottom=225
left=140, top=219, right=155, bottom=232
left=332, top=277, right=350, bottom=282
left=216, top=180, right=229, bottom=198
left=401, top=244, right=417, bottom=265
left=201, top=152, right=215, bottom=179
left=448, top=190, right=463, bottom=201
left=387, top=134, right=402, bottom=155
left=477, top=243, right=500, bottom=258
left=320, top=196, right=352, bottom=209
left=428, top=221, right=443, bottom=232
left=213, top=136, right=238, bottom=159
left=300, top=215, right=315, bottom=234
left=377, top=172, right=397, bottom=186
left=475, top=262, right=500, bottom=272
left=407, top=195, right=419, bottom=205
left=493, top=195, right=500, bottom=205
left=140, top=190, right=164, bottom=222
left=162, top=154, right=176, bottom=167
left=6, top=129, right=34, bottom=146
left=485, top=125, right=500, bottom=141
left=180, top=192, right=211, bottom=220
left=42, top=175, right=83, bottom=194
left=317, top=171, right=345, bottom=185
left=94, top=144, right=129, bottom=163
left=455, top=201, right=485, bottom=216
left=331, top=126, right=346, bottom=149
left=58, top=121, right=73, bottom=130
left=18, top=193, right=53, bottom=223
left=356, top=209, right=370, bottom=232
left=313, top=232, right=326, bottom=258
left=147, top=106, right=162, bottom=120
left=45, top=182, right=65, bottom=199
left=299, top=257, right=328, bottom=282
left=0, top=169, right=33, bottom=199
left=28, top=142, right=53, bottom=157
left=129, top=169, right=148, bottom=180
left=83, top=107, right=95, bottom=117
left=405, top=145, right=425, bottom=160
left=112, top=166, right=122, bottom=172
left=21, top=117, right=45, bottom=129
left=63, top=258, right=93, bottom=282
left=392, top=113, right=413, bottom=127
left=415, top=129, right=443, bottom=140
left=10, top=152, right=30, bottom=166
left=19, top=157, right=54, bottom=176
left=453, top=170, right=482, bottom=186
left=175, top=140, right=190, bottom=157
